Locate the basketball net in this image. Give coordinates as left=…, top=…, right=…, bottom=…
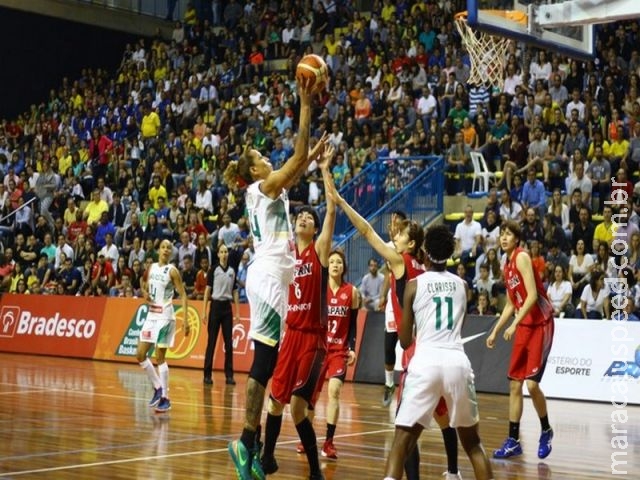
left=455, top=12, right=510, bottom=91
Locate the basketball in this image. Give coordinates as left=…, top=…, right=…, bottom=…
left=296, top=54, right=329, bottom=93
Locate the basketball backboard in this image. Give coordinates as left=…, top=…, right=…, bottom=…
left=467, top=0, right=594, bottom=60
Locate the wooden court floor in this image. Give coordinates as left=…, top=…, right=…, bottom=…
left=0, top=353, right=637, bottom=479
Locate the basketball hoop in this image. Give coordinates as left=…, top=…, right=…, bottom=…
left=454, top=11, right=519, bottom=90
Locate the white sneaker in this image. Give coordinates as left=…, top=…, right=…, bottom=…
left=443, top=472, right=462, bottom=480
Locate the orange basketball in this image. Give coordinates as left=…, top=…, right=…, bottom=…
left=296, top=54, right=329, bottom=94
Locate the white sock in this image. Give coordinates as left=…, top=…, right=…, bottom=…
left=140, top=358, right=161, bottom=389
left=385, top=370, right=394, bottom=387
left=384, top=477, right=396, bottom=480
left=158, top=362, right=169, bottom=398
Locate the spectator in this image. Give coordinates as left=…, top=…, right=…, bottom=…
left=468, top=291, right=496, bottom=316
left=178, top=231, right=196, bottom=269
left=445, top=131, right=471, bottom=195
left=474, top=263, right=496, bottom=308
left=54, top=234, right=74, bottom=269
left=453, top=205, right=482, bottom=265
left=192, top=256, right=209, bottom=300
left=181, top=254, right=197, bottom=297
left=91, top=253, right=115, bottom=289
left=545, top=240, right=569, bottom=271
left=593, top=206, right=616, bottom=252
left=499, top=188, right=523, bottom=223
left=576, top=270, right=610, bottom=320
left=521, top=168, right=547, bottom=220
left=127, top=236, right=145, bottom=269
left=521, top=207, right=544, bottom=247
left=359, top=257, right=384, bottom=311
left=586, top=144, right=611, bottom=213
left=99, top=232, right=119, bottom=266
left=84, top=190, right=109, bottom=226
left=35, top=160, right=56, bottom=227
left=58, top=256, right=82, bottom=295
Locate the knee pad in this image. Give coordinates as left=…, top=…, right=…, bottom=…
left=249, top=342, right=278, bottom=387
left=384, top=331, right=398, bottom=365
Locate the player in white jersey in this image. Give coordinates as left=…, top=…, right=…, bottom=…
left=136, top=239, right=189, bottom=414
left=384, top=225, right=493, bottom=480
left=223, top=75, right=329, bottom=480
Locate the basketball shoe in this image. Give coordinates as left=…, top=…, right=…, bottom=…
left=228, top=440, right=252, bottom=480
left=155, top=398, right=171, bottom=413
left=321, top=439, right=338, bottom=459
left=493, top=437, right=522, bottom=459
left=149, top=387, right=163, bottom=407
left=538, top=428, right=554, bottom=459
left=382, top=385, right=395, bottom=407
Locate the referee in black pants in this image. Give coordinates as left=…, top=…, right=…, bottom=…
left=202, top=244, right=239, bottom=386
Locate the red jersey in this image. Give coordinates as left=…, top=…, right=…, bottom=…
left=504, top=247, right=554, bottom=326
left=390, top=253, right=425, bottom=370
left=287, top=241, right=327, bottom=332
left=390, top=252, right=426, bottom=330
left=326, top=282, right=355, bottom=353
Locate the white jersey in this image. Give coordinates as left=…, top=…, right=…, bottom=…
left=147, top=262, right=176, bottom=316
left=245, top=180, right=295, bottom=281
left=410, top=270, right=467, bottom=364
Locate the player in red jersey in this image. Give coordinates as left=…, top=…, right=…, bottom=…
left=303, top=249, right=360, bottom=460
left=487, top=220, right=555, bottom=460
left=325, top=180, right=461, bottom=479
left=259, top=146, right=336, bottom=480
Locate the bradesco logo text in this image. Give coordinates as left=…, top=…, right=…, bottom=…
left=12, top=307, right=97, bottom=339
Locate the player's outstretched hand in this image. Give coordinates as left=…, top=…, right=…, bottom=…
left=297, top=76, right=314, bottom=104
left=309, top=131, right=329, bottom=164
left=324, top=166, right=342, bottom=205
left=318, top=142, right=335, bottom=171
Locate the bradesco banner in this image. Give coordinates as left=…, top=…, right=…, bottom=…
left=94, top=298, right=257, bottom=371
left=526, top=319, right=640, bottom=404
left=0, top=294, right=106, bottom=357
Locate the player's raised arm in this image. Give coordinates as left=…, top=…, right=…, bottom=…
left=262, top=78, right=315, bottom=196
left=324, top=172, right=404, bottom=277
left=316, top=143, right=337, bottom=266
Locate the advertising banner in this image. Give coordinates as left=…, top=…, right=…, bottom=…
left=0, top=294, right=106, bottom=358
left=93, top=298, right=258, bottom=372
left=529, top=319, right=640, bottom=404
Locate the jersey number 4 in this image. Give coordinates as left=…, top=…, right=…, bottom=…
left=433, top=296, right=454, bottom=330
left=250, top=213, right=262, bottom=241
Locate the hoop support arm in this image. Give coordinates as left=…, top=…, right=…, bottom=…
left=536, top=0, right=640, bottom=28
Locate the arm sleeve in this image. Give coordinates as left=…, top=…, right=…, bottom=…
left=347, top=308, right=358, bottom=351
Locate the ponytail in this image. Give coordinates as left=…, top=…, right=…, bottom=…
left=223, top=160, right=240, bottom=189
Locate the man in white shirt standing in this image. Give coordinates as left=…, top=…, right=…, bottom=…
left=454, top=205, right=482, bottom=267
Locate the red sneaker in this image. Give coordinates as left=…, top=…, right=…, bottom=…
left=296, top=442, right=305, bottom=454
left=321, top=439, right=338, bottom=459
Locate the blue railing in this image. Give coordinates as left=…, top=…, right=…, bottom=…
left=317, top=155, right=443, bottom=242
left=335, top=157, right=445, bottom=284
left=77, top=0, right=187, bottom=20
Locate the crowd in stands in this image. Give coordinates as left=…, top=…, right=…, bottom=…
left=0, top=0, right=639, bottom=315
